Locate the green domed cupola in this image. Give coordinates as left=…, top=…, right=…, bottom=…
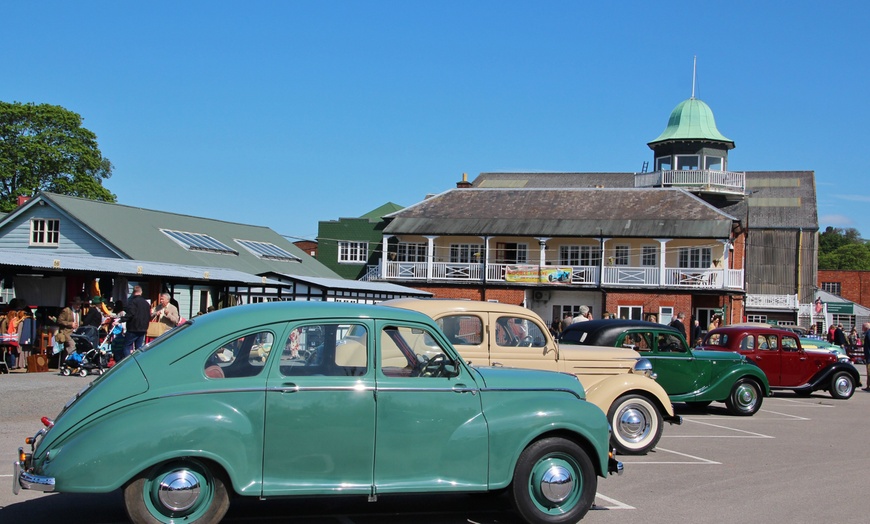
left=648, top=97, right=734, bottom=147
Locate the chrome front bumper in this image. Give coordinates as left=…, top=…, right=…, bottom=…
left=13, top=458, right=55, bottom=494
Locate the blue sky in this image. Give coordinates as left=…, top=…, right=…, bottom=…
left=3, top=1, right=867, bottom=240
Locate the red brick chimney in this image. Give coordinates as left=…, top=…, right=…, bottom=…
left=17, top=196, right=32, bottom=206
left=456, top=173, right=472, bottom=189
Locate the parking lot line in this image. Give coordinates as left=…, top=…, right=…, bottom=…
left=674, top=418, right=775, bottom=438
left=593, top=493, right=636, bottom=510
left=622, top=446, right=721, bottom=465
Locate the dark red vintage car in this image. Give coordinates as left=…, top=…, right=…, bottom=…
left=701, top=326, right=861, bottom=399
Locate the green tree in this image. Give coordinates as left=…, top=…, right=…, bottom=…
left=818, top=226, right=870, bottom=270
left=0, top=101, right=116, bottom=212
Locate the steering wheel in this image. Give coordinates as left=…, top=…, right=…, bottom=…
left=417, top=353, right=447, bottom=377
left=519, top=335, right=534, bottom=347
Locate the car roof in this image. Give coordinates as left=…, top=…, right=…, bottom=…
left=561, top=319, right=682, bottom=344
left=381, top=298, right=541, bottom=317
left=707, top=326, right=798, bottom=337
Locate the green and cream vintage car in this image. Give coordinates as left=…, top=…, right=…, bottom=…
left=383, top=299, right=681, bottom=455
left=14, top=302, right=621, bottom=524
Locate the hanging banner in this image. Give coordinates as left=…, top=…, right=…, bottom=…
left=505, top=266, right=573, bottom=284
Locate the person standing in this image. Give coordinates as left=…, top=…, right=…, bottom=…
left=863, top=323, right=870, bottom=391
left=691, top=319, right=702, bottom=346
left=833, top=323, right=847, bottom=347
left=151, top=293, right=180, bottom=329
left=573, top=305, right=590, bottom=323
left=55, top=297, right=82, bottom=355
left=121, top=286, right=150, bottom=357
left=670, top=312, right=687, bottom=341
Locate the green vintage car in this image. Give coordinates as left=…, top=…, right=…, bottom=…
left=561, top=320, right=771, bottom=416
left=14, top=302, right=621, bottom=524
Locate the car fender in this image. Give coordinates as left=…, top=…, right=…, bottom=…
left=479, top=389, right=611, bottom=489
left=37, top=392, right=265, bottom=495
left=806, top=362, right=862, bottom=390
left=669, top=363, right=770, bottom=403
left=584, top=374, right=677, bottom=420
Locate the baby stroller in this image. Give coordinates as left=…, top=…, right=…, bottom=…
left=61, top=326, right=110, bottom=377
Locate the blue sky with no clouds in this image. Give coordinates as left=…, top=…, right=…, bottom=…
left=2, top=1, right=867, bottom=240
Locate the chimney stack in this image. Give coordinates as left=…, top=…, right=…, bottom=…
left=456, top=172, right=472, bottom=189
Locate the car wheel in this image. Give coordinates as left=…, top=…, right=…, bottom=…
left=510, top=437, right=596, bottom=524
left=830, top=371, right=855, bottom=399
left=124, top=459, right=230, bottom=524
left=608, top=394, right=662, bottom=455
left=725, top=378, right=763, bottom=416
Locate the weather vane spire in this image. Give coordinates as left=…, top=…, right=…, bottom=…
left=691, top=55, right=697, bottom=99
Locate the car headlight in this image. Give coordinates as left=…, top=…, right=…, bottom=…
left=631, top=358, right=656, bottom=379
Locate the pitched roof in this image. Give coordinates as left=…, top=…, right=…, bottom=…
left=384, top=188, right=736, bottom=238
left=9, top=192, right=341, bottom=279
left=473, top=172, right=635, bottom=189
left=360, top=202, right=403, bottom=220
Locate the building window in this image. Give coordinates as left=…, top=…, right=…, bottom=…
left=397, top=242, right=426, bottom=262
left=676, top=155, right=700, bottom=170
left=494, top=243, right=528, bottom=264
left=161, top=229, right=239, bottom=255
left=613, top=245, right=629, bottom=266
left=580, top=246, right=600, bottom=267
left=641, top=245, right=657, bottom=266
left=617, top=306, right=642, bottom=320
left=559, top=246, right=580, bottom=265
left=449, top=244, right=483, bottom=263
left=236, top=239, right=301, bottom=262
left=821, top=282, right=842, bottom=296
left=30, top=218, right=60, bottom=246
left=655, top=156, right=672, bottom=171
left=746, top=314, right=768, bottom=323
left=678, top=247, right=712, bottom=268
left=338, top=241, right=368, bottom=263
left=705, top=156, right=724, bottom=171
left=659, top=307, right=674, bottom=325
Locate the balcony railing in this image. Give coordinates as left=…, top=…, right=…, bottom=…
left=374, top=261, right=743, bottom=290
left=634, top=169, right=745, bottom=195
left=746, top=294, right=799, bottom=310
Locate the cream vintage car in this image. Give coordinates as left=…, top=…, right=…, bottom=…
left=383, top=299, right=681, bottom=454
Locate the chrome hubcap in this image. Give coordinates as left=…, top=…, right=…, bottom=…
left=834, top=377, right=852, bottom=395
left=157, top=470, right=201, bottom=512
left=736, top=384, right=757, bottom=409
left=540, top=465, right=574, bottom=503
left=618, top=406, right=650, bottom=443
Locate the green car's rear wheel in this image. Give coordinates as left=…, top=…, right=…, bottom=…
left=725, top=378, right=763, bottom=416
left=124, top=458, right=229, bottom=524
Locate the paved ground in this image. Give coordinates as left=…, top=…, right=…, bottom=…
left=2, top=367, right=869, bottom=523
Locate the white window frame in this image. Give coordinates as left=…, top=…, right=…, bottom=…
left=617, top=305, right=642, bottom=320
left=580, top=245, right=601, bottom=267
left=338, top=241, right=368, bottom=264
left=449, top=244, right=484, bottom=263
left=659, top=306, right=674, bottom=325
left=676, top=154, right=700, bottom=170
left=559, top=245, right=580, bottom=265
left=641, top=245, right=657, bottom=266
left=821, top=282, right=841, bottom=296
left=705, top=155, right=724, bottom=171
left=30, top=218, right=60, bottom=246
left=397, top=242, right=426, bottom=262
left=613, top=245, right=630, bottom=266
left=655, top=156, right=672, bottom=171
left=678, top=247, right=712, bottom=269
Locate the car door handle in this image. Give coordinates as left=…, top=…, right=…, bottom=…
left=492, top=361, right=504, bottom=367
left=279, top=383, right=299, bottom=393
left=453, top=384, right=476, bottom=395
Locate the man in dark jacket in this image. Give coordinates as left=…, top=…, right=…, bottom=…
left=121, top=286, right=151, bottom=357
left=833, top=324, right=848, bottom=347
left=669, top=312, right=687, bottom=341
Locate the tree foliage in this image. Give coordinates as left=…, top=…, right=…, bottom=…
left=0, top=101, right=116, bottom=212
left=818, top=227, right=870, bottom=270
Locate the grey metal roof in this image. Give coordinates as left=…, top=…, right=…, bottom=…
left=742, top=171, right=818, bottom=230
left=0, top=249, right=281, bottom=284
left=384, top=188, right=736, bottom=238
left=270, top=273, right=432, bottom=296
left=473, top=172, right=635, bottom=189
left=4, top=193, right=341, bottom=279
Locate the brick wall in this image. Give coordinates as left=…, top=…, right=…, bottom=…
left=818, top=270, right=870, bottom=309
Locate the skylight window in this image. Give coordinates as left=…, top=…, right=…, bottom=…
left=161, top=229, right=239, bottom=255
left=236, top=239, right=301, bottom=262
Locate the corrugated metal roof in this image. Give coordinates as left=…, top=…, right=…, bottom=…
left=384, top=188, right=736, bottom=238
left=0, top=250, right=280, bottom=284
left=272, top=273, right=432, bottom=296
left=9, top=193, right=342, bottom=279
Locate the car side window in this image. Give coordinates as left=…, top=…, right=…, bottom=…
left=205, top=331, right=274, bottom=379
left=782, top=336, right=799, bottom=351
left=766, top=335, right=778, bottom=350
left=279, top=323, right=368, bottom=377
left=657, top=333, right=687, bottom=353
left=379, top=324, right=457, bottom=378
left=494, top=316, right=546, bottom=348
left=621, top=331, right=653, bottom=350
left=436, top=315, right=483, bottom=345
left=740, top=335, right=755, bottom=350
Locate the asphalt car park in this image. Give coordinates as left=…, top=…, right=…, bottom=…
left=2, top=368, right=869, bottom=523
